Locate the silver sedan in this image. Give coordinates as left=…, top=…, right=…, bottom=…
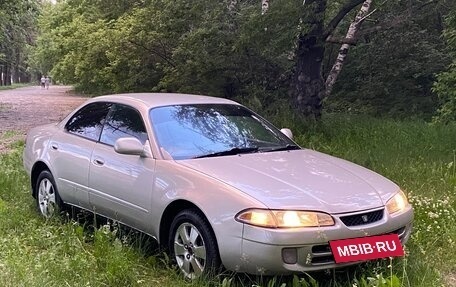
left=23, top=93, right=413, bottom=279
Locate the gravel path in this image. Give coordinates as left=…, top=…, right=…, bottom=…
left=0, top=85, right=86, bottom=152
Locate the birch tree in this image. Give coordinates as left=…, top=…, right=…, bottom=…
left=289, top=0, right=366, bottom=118
left=325, top=0, right=373, bottom=98
left=262, top=0, right=269, bottom=15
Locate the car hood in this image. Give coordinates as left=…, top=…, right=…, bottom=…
left=178, top=149, right=399, bottom=214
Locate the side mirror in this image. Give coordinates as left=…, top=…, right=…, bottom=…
left=114, top=137, right=145, bottom=156
left=280, top=128, right=293, bottom=140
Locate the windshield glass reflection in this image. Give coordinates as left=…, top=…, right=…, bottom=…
left=150, top=104, right=295, bottom=160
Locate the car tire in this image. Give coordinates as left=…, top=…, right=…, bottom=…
left=169, top=209, right=221, bottom=279
left=36, top=170, right=65, bottom=218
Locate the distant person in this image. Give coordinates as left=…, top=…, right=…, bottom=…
left=40, top=76, right=45, bottom=89
left=45, top=76, right=50, bottom=89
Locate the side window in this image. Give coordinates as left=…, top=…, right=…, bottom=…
left=100, top=104, right=148, bottom=146
left=65, top=102, right=112, bottom=141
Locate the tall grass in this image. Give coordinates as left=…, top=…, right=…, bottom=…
left=0, top=115, right=455, bottom=286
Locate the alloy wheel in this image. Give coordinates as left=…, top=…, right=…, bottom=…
left=173, top=222, right=207, bottom=279
left=37, top=178, right=56, bottom=217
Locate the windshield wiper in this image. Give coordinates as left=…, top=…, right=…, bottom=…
left=263, top=144, right=301, bottom=152
left=194, top=147, right=259, bottom=159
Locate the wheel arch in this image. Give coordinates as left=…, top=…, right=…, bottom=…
left=159, top=200, right=218, bottom=251
left=31, top=161, right=50, bottom=198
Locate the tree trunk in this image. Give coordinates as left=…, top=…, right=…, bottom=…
left=12, top=65, right=20, bottom=84
left=291, top=0, right=326, bottom=119
left=325, top=0, right=373, bottom=97
left=0, top=64, right=3, bottom=86
left=13, top=51, right=21, bottom=83
left=262, top=0, right=269, bottom=15
left=4, top=63, right=11, bottom=86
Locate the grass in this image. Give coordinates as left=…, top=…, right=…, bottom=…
left=0, top=83, right=33, bottom=91
left=293, top=115, right=456, bottom=287
left=0, top=148, right=205, bottom=287
left=0, top=131, right=24, bottom=154
left=0, top=115, right=455, bottom=287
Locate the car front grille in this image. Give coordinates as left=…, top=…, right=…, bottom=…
left=339, top=209, right=384, bottom=227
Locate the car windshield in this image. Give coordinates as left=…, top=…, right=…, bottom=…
left=149, top=104, right=298, bottom=160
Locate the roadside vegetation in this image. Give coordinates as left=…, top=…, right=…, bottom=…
left=0, top=83, right=33, bottom=91
left=1, top=116, right=454, bottom=287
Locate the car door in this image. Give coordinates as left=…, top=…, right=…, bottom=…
left=49, top=102, right=112, bottom=209
left=88, top=103, right=155, bottom=232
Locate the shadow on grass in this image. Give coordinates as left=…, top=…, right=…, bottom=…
left=61, top=206, right=161, bottom=255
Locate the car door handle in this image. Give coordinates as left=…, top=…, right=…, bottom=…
left=93, top=158, right=105, bottom=166
left=50, top=144, right=58, bottom=150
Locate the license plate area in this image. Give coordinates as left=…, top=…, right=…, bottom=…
left=329, top=234, right=404, bottom=263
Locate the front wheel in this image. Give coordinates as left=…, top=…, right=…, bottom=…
left=169, top=209, right=221, bottom=279
left=36, top=170, right=64, bottom=218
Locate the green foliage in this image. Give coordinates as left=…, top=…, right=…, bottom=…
left=28, top=0, right=455, bottom=119
left=433, top=65, right=456, bottom=123
left=328, top=1, right=451, bottom=119
left=352, top=273, right=401, bottom=287
left=30, top=2, right=117, bottom=92
left=433, top=10, right=456, bottom=123
left=30, top=0, right=300, bottom=100
left=0, top=0, right=39, bottom=84
left=0, top=83, right=32, bottom=90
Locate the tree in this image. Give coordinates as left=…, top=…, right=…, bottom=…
left=433, top=7, right=456, bottom=123
left=30, top=0, right=147, bottom=93
left=325, top=0, right=373, bottom=98
left=0, top=0, right=39, bottom=85
left=30, top=0, right=454, bottom=121
left=288, top=0, right=366, bottom=118
left=275, top=0, right=455, bottom=119
left=329, top=0, right=453, bottom=119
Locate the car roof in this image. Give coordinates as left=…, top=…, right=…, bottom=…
left=90, top=93, right=239, bottom=109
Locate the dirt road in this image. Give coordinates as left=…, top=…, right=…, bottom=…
left=0, top=85, right=86, bottom=152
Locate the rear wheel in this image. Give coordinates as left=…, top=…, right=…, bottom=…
left=169, top=209, right=221, bottom=279
left=36, top=170, right=64, bottom=218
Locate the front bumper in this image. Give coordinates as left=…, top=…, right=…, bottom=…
left=231, top=206, right=413, bottom=275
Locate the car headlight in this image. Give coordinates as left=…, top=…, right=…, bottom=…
left=386, top=190, right=409, bottom=214
left=235, top=209, right=335, bottom=228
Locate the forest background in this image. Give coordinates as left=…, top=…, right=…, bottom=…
left=1, top=0, right=456, bottom=122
